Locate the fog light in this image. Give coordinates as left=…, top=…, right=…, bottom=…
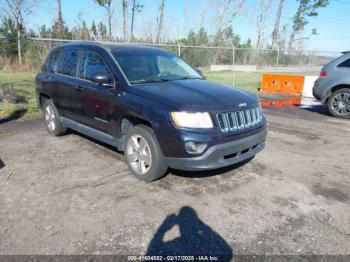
left=185, top=141, right=207, bottom=154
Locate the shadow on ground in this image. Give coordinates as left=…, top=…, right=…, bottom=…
left=301, top=105, right=331, bottom=116
left=0, top=109, right=27, bottom=124
left=146, top=206, right=233, bottom=260
left=0, top=158, right=4, bottom=170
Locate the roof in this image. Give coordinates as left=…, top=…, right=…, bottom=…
left=59, top=41, right=168, bottom=53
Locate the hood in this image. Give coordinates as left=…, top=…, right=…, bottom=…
left=127, top=79, right=259, bottom=112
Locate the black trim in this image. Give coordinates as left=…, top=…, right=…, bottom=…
left=165, top=128, right=267, bottom=171
left=60, top=117, right=123, bottom=151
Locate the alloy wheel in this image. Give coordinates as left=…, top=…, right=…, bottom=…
left=44, top=105, right=56, bottom=131
left=126, top=134, right=152, bottom=175
left=331, top=92, right=350, bottom=116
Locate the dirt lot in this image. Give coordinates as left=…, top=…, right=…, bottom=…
left=0, top=106, right=349, bottom=257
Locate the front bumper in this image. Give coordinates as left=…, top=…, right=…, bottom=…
left=165, top=127, right=267, bottom=171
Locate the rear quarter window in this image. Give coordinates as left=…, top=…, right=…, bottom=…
left=43, top=49, right=62, bottom=72
left=337, top=58, right=350, bottom=68
left=58, top=49, right=79, bottom=77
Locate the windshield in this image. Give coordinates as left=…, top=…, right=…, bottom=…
left=112, top=50, right=203, bottom=84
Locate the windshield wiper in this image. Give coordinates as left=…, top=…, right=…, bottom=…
left=177, top=76, right=203, bottom=80
left=130, top=78, right=170, bottom=84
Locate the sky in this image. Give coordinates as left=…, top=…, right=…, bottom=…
left=24, top=0, right=350, bottom=52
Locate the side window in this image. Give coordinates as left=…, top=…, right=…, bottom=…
left=58, top=49, right=79, bottom=77
left=79, top=51, right=113, bottom=84
left=338, top=58, right=350, bottom=68
left=43, top=50, right=61, bottom=72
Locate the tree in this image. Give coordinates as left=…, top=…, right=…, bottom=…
left=223, top=26, right=240, bottom=47
left=156, top=0, right=165, bottom=44
left=271, top=0, right=285, bottom=49
left=2, top=0, right=41, bottom=65
left=0, top=16, right=17, bottom=56
left=98, top=21, right=107, bottom=39
left=90, top=20, right=98, bottom=40
left=288, top=0, right=329, bottom=49
left=255, top=0, right=274, bottom=49
left=95, top=0, right=114, bottom=39
left=72, top=14, right=91, bottom=40
left=211, top=0, right=244, bottom=64
left=38, top=20, right=71, bottom=39
left=122, top=0, right=128, bottom=41
left=130, top=0, right=143, bottom=41
left=57, top=0, right=64, bottom=38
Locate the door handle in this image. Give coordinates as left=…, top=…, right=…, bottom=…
left=76, top=86, right=84, bottom=92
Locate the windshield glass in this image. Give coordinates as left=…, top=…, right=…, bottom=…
left=112, top=50, right=203, bottom=84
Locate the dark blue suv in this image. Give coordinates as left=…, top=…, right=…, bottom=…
left=36, top=42, right=267, bottom=181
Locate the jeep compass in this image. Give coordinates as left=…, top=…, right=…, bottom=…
left=35, top=42, right=267, bottom=181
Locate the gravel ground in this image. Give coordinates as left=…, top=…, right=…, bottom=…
left=0, top=106, right=349, bottom=257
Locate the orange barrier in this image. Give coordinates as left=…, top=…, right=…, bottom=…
left=260, top=74, right=305, bottom=95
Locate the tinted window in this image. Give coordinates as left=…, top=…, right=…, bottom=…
left=44, top=49, right=61, bottom=72
left=59, top=49, right=79, bottom=77
left=112, top=50, right=202, bottom=83
left=79, top=51, right=113, bottom=84
left=338, top=58, right=350, bottom=68
left=157, top=56, right=189, bottom=76
left=116, top=55, right=157, bottom=81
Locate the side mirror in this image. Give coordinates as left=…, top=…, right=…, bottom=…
left=91, top=71, right=112, bottom=85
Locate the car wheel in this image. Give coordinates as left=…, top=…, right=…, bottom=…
left=124, top=125, right=168, bottom=181
left=327, top=88, right=350, bottom=119
left=43, top=99, right=67, bottom=136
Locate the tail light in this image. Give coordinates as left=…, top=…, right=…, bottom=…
left=320, top=70, right=328, bottom=78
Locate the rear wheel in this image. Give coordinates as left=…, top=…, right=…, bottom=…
left=124, top=125, right=168, bottom=181
left=327, top=88, right=350, bottom=119
left=43, top=99, right=67, bottom=136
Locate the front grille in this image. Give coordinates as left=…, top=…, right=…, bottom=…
left=216, top=107, right=263, bottom=133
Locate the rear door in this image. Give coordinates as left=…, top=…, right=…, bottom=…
left=56, top=48, right=81, bottom=120
left=39, top=49, right=63, bottom=112
left=74, top=48, right=115, bottom=133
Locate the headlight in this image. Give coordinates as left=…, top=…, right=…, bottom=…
left=171, top=112, right=213, bottom=128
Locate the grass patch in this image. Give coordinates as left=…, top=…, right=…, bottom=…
left=204, top=70, right=319, bottom=93
left=205, top=71, right=263, bottom=93
left=0, top=72, right=41, bottom=120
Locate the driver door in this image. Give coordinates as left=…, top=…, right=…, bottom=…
left=75, top=49, right=115, bottom=133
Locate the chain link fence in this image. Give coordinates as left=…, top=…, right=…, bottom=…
left=0, top=37, right=342, bottom=119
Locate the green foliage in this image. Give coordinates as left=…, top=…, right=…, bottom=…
left=39, top=20, right=72, bottom=39
left=95, top=0, right=112, bottom=7
left=90, top=20, right=108, bottom=40
left=0, top=17, right=17, bottom=56
left=290, top=0, right=329, bottom=46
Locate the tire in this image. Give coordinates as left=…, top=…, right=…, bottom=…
left=42, top=99, right=67, bottom=136
left=124, top=124, right=168, bottom=181
left=327, top=88, right=350, bottom=119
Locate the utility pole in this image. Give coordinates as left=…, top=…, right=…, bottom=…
left=156, top=0, right=165, bottom=44
left=123, top=0, right=128, bottom=41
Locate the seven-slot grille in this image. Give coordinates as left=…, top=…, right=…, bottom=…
left=216, top=107, right=263, bottom=133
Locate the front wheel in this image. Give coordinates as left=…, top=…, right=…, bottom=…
left=124, top=125, right=168, bottom=181
left=327, top=88, right=350, bottom=119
